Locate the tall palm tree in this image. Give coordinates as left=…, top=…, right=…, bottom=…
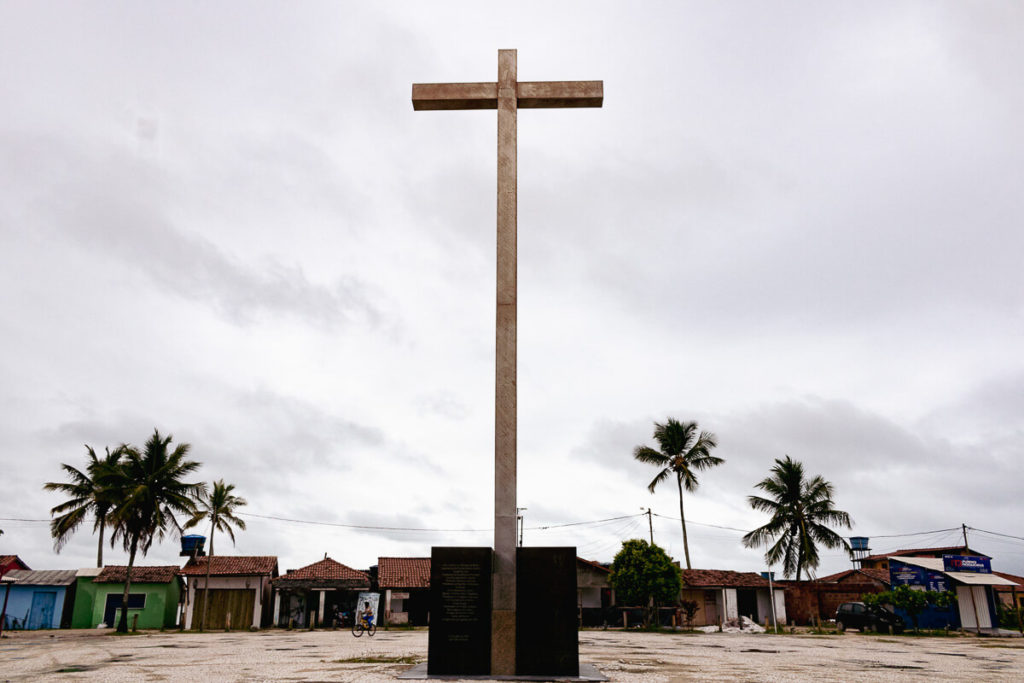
left=742, top=455, right=853, bottom=581
left=44, top=445, right=126, bottom=567
left=184, top=480, right=247, bottom=631
left=106, top=429, right=204, bottom=632
left=633, top=418, right=722, bottom=569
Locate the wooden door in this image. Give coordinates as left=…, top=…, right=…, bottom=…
left=193, top=589, right=255, bottom=630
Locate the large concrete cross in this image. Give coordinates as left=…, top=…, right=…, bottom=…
left=413, top=50, right=602, bottom=675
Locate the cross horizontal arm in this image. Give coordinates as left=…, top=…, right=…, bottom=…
left=518, top=81, right=603, bottom=109
left=412, top=82, right=497, bottom=110
left=412, top=81, right=603, bottom=111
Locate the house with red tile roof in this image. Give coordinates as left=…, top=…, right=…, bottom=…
left=271, top=556, right=369, bottom=628
left=678, top=569, right=787, bottom=627
left=81, top=565, right=183, bottom=629
left=378, top=557, right=430, bottom=626
left=179, top=556, right=278, bottom=630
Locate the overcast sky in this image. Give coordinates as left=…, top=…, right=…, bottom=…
left=2, top=1, right=1022, bottom=579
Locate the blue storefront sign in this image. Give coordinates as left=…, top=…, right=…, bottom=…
left=889, top=562, right=925, bottom=586
left=888, top=561, right=949, bottom=592
left=942, top=555, right=991, bottom=573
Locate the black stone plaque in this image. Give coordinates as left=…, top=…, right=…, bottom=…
left=427, top=547, right=492, bottom=676
left=516, top=546, right=579, bottom=676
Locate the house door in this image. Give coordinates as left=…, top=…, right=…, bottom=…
left=957, top=586, right=992, bottom=629
left=703, top=592, right=718, bottom=626
left=27, top=591, right=56, bottom=629
left=193, top=589, right=255, bottom=630
left=737, top=589, right=759, bottom=623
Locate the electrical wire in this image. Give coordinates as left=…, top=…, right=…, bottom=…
left=968, top=526, right=1024, bottom=543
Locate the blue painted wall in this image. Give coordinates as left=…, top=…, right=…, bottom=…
left=1, top=585, right=68, bottom=630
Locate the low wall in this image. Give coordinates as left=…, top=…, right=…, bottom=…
left=782, top=582, right=884, bottom=625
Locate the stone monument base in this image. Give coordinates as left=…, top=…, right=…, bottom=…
left=427, top=547, right=492, bottom=676
left=398, top=661, right=608, bottom=681
left=516, top=547, right=579, bottom=676
left=426, top=546, right=581, bottom=678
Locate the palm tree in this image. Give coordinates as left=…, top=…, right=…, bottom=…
left=184, top=480, right=247, bottom=631
left=106, top=429, right=204, bottom=632
left=44, top=445, right=126, bottom=567
left=633, top=418, right=723, bottom=569
left=742, top=455, right=853, bottom=581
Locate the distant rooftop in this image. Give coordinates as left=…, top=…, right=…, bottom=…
left=857, top=545, right=986, bottom=563
left=378, top=557, right=431, bottom=589
left=95, top=566, right=180, bottom=584
left=180, top=556, right=278, bottom=577
left=3, top=569, right=78, bottom=586
left=680, top=569, right=770, bottom=588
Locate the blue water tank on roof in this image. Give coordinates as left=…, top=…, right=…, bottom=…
left=850, top=537, right=869, bottom=551
left=181, top=534, right=206, bottom=556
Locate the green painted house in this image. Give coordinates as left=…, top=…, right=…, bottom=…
left=71, top=565, right=181, bottom=629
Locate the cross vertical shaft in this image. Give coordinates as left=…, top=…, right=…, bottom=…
left=412, top=50, right=601, bottom=676
left=492, top=48, right=517, bottom=676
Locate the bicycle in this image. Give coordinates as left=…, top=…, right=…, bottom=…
left=352, top=613, right=376, bottom=637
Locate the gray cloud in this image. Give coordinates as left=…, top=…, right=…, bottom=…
left=2, top=2, right=1023, bottom=577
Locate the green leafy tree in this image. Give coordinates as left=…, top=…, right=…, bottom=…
left=865, top=587, right=956, bottom=632
left=633, top=419, right=722, bottom=569
left=609, top=539, right=682, bottom=627
left=742, top=456, right=852, bottom=581
left=106, top=429, right=204, bottom=633
left=44, top=445, right=126, bottom=567
left=184, top=480, right=247, bottom=631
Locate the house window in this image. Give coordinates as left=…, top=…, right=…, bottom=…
left=103, top=593, right=146, bottom=626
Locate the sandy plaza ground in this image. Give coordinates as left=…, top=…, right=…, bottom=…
left=0, top=627, right=1022, bottom=682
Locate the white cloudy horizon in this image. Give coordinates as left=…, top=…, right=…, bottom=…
left=2, top=1, right=1022, bottom=580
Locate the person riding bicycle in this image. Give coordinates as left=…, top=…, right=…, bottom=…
left=359, top=601, right=374, bottom=628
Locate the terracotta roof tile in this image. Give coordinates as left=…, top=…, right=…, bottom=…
left=577, top=557, right=611, bottom=574
left=679, top=569, right=770, bottom=588
left=817, top=568, right=890, bottom=584
left=179, top=556, right=278, bottom=577
left=275, top=558, right=368, bottom=583
left=378, top=557, right=431, bottom=588
left=95, top=566, right=179, bottom=584
left=0, top=555, right=29, bottom=571
left=994, top=572, right=1024, bottom=590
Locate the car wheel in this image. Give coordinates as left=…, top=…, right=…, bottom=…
left=836, top=620, right=845, bottom=633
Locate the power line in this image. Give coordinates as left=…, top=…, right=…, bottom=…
left=237, top=511, right=646, bottom=534
left=529, top=513, right=642, bottom=531
left=238, top=512, right=490, bottom=532
left=651, top=512, right=749, bottom=534
left=4, top=512, right=1013, bottom=546
left=967, top=526, right=1024, bottom=543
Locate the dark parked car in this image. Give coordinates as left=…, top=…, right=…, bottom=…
left=835, top=602, right=904, bottom=634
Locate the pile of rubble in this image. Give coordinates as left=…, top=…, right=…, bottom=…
left=697, top=616, right=766, bottom=633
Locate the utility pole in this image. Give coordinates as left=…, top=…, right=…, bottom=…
left=962, top=523, right=970, bottom=550
left=517, top=507, right=527, bottom=547
left=643, top=508, right=654, bottom=545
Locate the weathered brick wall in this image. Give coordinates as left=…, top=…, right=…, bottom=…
left=782, top=583, right=884, bottom=625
